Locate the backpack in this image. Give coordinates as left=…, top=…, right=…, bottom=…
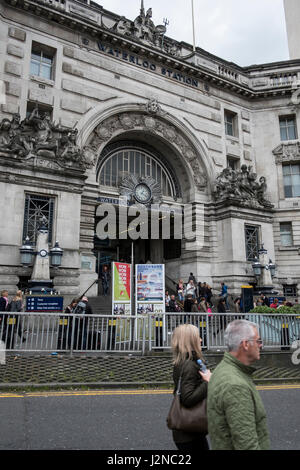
left=74, top=301, right=86, bottom=314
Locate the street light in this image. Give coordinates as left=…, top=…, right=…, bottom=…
left=252, top=257, right=262, bottom=277
left=268, top=259, right=276, bottom=278
left=49, top=241, right=64, bottom=267
left=20, top=237, right=34, bottom=265
left=20, top=240, right=63, bottom=267
left=251, top=245, right=276, bottom=279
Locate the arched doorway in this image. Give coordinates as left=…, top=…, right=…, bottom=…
left=79, top=103, right=213, bottom=293
left=94, top=138, right=183, bottom=278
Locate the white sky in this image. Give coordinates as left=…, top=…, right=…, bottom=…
left=93, top=0, right=289, bottom=67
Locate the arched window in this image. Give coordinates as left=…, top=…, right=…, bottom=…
left=99, top=147, right=175, bottom=197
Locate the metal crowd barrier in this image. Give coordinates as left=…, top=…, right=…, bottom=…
left=0, top=312, right=299, bottom=354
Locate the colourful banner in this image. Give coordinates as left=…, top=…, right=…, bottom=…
left=112, top=262, right=131, bottom=315
left=135, top=264, right=165, bottom=314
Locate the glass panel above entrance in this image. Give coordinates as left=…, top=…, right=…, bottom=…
left=99, top=147, right=174, bottom=197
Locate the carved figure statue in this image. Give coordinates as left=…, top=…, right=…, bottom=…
left=114, top=16, right=132, bottom=36
left=0, top=108, right=94, bottom=170
left=213, top=165, right=273, bottom=208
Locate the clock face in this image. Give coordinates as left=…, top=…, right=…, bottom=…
left=39, top=249, right=48, bottom=258
left=134, top=183, right=152, bottom=204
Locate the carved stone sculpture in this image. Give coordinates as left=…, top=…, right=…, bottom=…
left=213, top=165, right=273, bottom=208
left=0, top=107, right=96, bottom=171
left=111, top=2, right=181, bottom=56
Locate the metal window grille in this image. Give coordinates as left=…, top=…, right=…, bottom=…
left=23, top=194, right=55, bottom=244
left=245, top=225, right=259, bottom=261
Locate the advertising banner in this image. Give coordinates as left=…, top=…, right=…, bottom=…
left=112, top=262, right=132, bottom=315
left=135, top=264, right=165, bottom=314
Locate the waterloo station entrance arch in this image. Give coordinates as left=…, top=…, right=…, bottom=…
left=79, top=102, right=213, bottom=292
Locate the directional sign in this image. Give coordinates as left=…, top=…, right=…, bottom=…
left=26, top=296, right=64, bottom=313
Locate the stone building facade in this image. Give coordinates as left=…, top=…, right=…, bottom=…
left=0, top=0, right=300, bottom=300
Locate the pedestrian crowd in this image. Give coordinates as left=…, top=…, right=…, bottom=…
left=165, top=273, right=231, bottom=314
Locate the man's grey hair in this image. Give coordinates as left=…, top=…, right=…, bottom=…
left=224, top=320, right=259, bottom=352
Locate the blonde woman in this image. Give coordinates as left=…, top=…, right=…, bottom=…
left=171, top=324, right=211, bottom=452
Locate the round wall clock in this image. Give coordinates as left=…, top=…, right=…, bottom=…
left=134, top=183, right=152, bottom=204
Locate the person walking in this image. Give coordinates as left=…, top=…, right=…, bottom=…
left=57, top=298, right=78, bottom=350
left=165, top=290, right=171, bottom=312
left=198, top=297, right=207, bottom=313
left=176, top=279, right=184, bottom=302
left=270, top=298, right=279, bottom=309
left=73, top=296, right=93, bottom=349
left=220, top=282, right=229, bottom=310
left=205, top=284, right=213, bottom=307
left=7, top=290, right=25, bottom=347
left=101, top=265, right=111, bottom=296
left=170, top=324, right=211, bottom=452
left=0, top=290, right=10, bottom=343
left=185, top=280, right=196, bottom=299
left=260, top=293, right=270, bottom=307
left=207, top=319, right=270, bottom=450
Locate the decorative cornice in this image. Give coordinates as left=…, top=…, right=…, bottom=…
left=3, top=0, right=296, bottom=100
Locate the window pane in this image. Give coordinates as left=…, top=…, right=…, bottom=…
left=30, top=61, right=40, bottom=76
left=280, top=127, right=288, bottom=141
left=111, top=155, right=117, bottom=186
left=291, top=164, right=300, bottom=174
left=282, top=165, right=290, bottom=176
left=41, top=64, right=52, bottom=80
left=284, top=185, right=293, bottom=198
left=288, top=125, right=297, bottom=140
left=292, top=174, right=300, bottom=196
left=42, top=54, right=53, bottom=65
left=31, top=52, right=41, bottom=61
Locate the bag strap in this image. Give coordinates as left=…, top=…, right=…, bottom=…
left=176, top=360, right=188, bottom=395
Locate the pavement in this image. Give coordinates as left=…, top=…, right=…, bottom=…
left=1, top=352, right=300, bottom=391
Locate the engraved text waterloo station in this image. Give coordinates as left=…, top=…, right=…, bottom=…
left=97, top=42, right=199, bottom=89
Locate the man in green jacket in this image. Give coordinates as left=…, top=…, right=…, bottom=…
left=207, top=319, right=270, bottom=450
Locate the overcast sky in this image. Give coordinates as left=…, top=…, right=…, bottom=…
left=94, top=0, right=289, bottom=67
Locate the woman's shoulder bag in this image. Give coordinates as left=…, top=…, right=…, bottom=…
left=166, top=362, right=208, bottom=434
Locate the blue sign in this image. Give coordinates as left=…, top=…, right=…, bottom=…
left=26, top=296, right=64, bottom=312
left=269, top=297, right=286, bottom=305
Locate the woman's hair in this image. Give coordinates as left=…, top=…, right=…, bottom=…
left=13, top=290, right=22, bottom=301
left=1, top=290, right=8, bottom=297
left=171, top=324, right=203, bottom=365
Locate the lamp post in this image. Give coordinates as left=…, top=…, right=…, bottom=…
left=20, top=221, right=63, bottom=293
left=252, top=244, right=277, bottom=295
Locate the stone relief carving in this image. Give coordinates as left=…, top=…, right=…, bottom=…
left=213, top=165, right=273, bottom=208
left=111, top=2, right=181, bottom=57
left=0, top=108, right=97, bottom=170
left=89, top=110, right=207, bottom=191
left=273, top=142, right=300, bottom=164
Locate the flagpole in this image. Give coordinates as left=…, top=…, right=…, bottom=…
left=191, top=0, right=196, bottom=52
